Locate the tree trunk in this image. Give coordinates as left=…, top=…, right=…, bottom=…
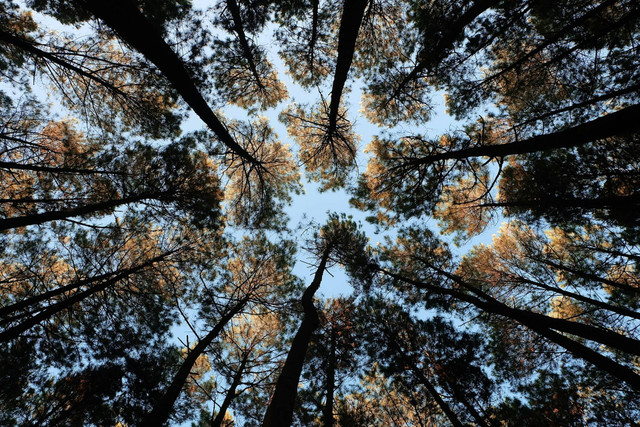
left=226, top=0, right=265, bottom=90
left=384, top=329, right=464, bottom=427
left=0, top=250, right=175, bottom=342
left=377, top=266, right=640, bottom=390
left=322, top=326, right=336, bottom=427
left=509, top=274, right=640, bottom=321
left=406, top=103, right=640, bottom=165
left=141, top=296, right=250, bottom=426
left=262, top=246, right=331, bottom=427
left=389, top=0, right=501, bottom=101
left=327, top=0, right=368, bottom=136
left=0, top=250, right=177, bottom=321
left=76, top=0, right=260, bottom=168
left=211, top=351, right=250, bottom=427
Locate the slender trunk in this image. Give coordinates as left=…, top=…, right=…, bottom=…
left=322, top=327, right=336, bottom=427
left=76, top=0, right=260, bottom=168
left=0, top=191, right=163, bottom=231
left=0, top=251, right=174, bottom=342
left=262, top=246, right=331, bottom=427
left=481, top=193, right=640, bottom=211
left=141, top=296, right=250, bottom=426
left=430, top=361, right=490, bottom=427
left=327, top=0, right=368, bottom=136
left=410, top=362, right=464, bottom=427
left=376, top=266, right=640, bottom=390
left=0, top=29, right=130, bottom=99
left=211, top=351, right=250, bottom=427
left=0, top=250, right=177, bottom=321
left=308, top=0, right=319, bottom=67
left=430, top=264, right=640, bottom=356
left=531, top=257, right=640, bottom=295
left=509, top=274, right=640, bottom=320
left=405, top=103, right=640, bottom=165
left=514, top=82, right=640, bottom=129
left=479, top=0, right=620, bottom=88
left=384, top=330, right=464, bottom=427
left=226, top=0, right=265, bottom=90
left=0, top=160, right=125, bottom=175
left=387, top=0, right=501, bottom=103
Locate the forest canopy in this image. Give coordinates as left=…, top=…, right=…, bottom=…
left=1, top=0, right=639, bottom=425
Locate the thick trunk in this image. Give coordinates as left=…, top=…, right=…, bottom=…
left=141, top=296, right=250, bottom=426
left=211, top=351, right=250, bottom=427
left=0, top=191, right=163, bottom=231
left=327, top=0, right=368, bottom=136
left=262, top=246, right=331, bottom=427
left=76, top=0, right=260, bottom=167
left=0, top=251, right=174, bottom=342
left=377, top=267, right=640, bottom=390
left=406, top=103, right=640, bottom=165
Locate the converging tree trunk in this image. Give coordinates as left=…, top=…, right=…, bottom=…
left=262, top=246, right=331, bottom=427
left=141, top=296, right=250, bottom=426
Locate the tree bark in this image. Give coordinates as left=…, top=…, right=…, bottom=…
left=262, top=246, right=331, bottom=427
left=141, top=296, right=250, bottom=426
left=322, top=326, right=336, bottom=427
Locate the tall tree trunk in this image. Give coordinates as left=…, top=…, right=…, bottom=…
left=428, top=263, right=640, bottom=356
left=262, top=246, right=331, bottom=427
left=528, top=256, right=640, bottom=295
left=141, top=296, right=250, bottom=426
left=0, top=160, right=125, bottom=175
left=327, top=0, right=368, bottom=136
left=225, top=0, right=265, bottom=90
left=481, top=193, right=640, bottom=211
left=377, top=266, right=640, bottom=390
left=76, top=0, right=260, bottom=168
left=405, top=103, right=640, bottom=165
left=384, top=329, right=464, bottom=427
left=322, top=326, right=336, bottom=427
left=508, top=274, right=640, bottom=320
left=0, top=250, right=175, bottom=342
left=388, top=0, right=501, bottom=102
left=0, top=250, right=178, bottom=321
left=0, top=191, right=165, bottom=231
left=211, top=350, right=250, bottom=427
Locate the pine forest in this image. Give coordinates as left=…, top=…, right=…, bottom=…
left=1, top=0, right=639, bottom=425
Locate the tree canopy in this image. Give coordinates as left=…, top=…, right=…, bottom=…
left=1, top=0, right=639, bottom=425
